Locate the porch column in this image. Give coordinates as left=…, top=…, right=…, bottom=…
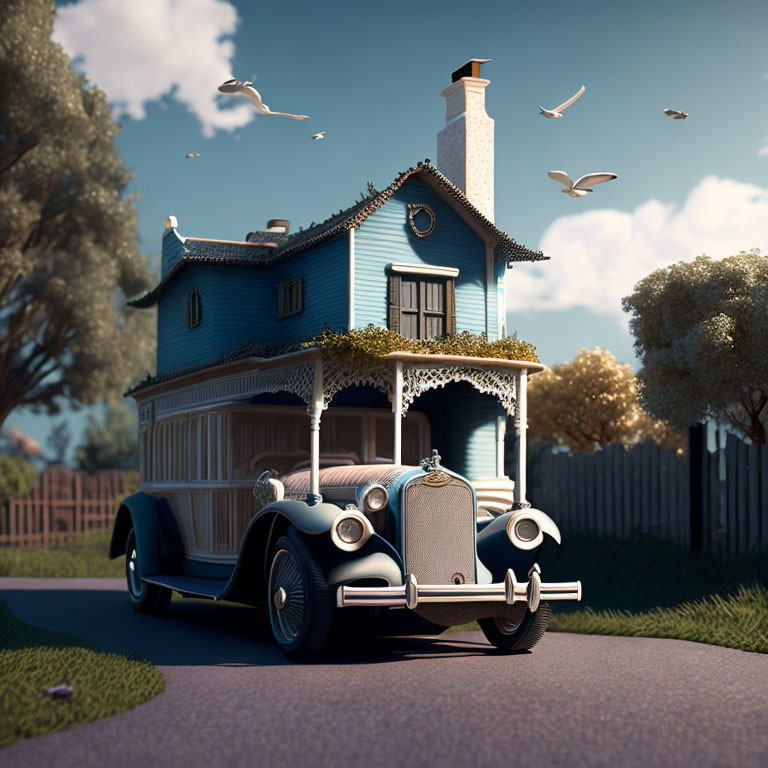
left=392, top=360, right=403, bottom=465
left=308, top=357, right=324, bottom=504
left=514, top=368, right=528, bottom=506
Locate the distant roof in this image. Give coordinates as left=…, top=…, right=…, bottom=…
left=129, top=159, right=546, bottom=309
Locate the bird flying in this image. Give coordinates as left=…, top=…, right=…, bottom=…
left=311, top=132, right=326, bottom=140
left=664, top=108, right=688, bottom=120
left=185, top=153, right=201, bottom=158
left=539, top=85, right=586, bottom=118
left=547, top=170, right=618, bottom=198
left=217, top=79, right=309, bottom=120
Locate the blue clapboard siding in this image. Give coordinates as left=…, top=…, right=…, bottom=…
left=354, top=178, right=492, bottom=338
left=161, top=229, right=186, bottom=278
left=157, top=264, right=271, bottom=374
left=156, top=236, right=349, bottom=374
left=270, top=235, right=348, bottom=343
left=413, top=383, right=503, bottom=480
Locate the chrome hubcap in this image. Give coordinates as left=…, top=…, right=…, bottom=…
left=273, top=586, right=287, bottom=611
left=268, top=549, right=305, bottom=645
left=127, top=544, right=145, bottom=598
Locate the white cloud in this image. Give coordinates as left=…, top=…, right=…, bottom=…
left=508, top=176, right=768, bottom=322
left=758, top=138, right=768, bottom=157
left=53, top=0, right=253, bottom=137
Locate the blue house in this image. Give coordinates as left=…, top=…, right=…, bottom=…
left=129, top=60, right=547, bottom=508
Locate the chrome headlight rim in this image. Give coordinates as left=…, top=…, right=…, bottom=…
left=506, top=511, right=543, bottom=550
left=355, top=482, right=389, bottom=514
left=330, top=509, right=373, bottom=552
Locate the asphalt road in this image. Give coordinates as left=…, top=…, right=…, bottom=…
left=2, top=578, right=768, bottom=768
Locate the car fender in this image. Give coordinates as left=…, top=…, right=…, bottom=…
left=109, top=493, right=185, bottom=578
left=327, top=550, right=404, bottom=588
left=476, top=508, right=561, bottom=582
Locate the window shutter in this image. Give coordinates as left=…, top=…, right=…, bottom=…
left=388, top=274, right=401, bottom=334
left=446, top=279, right=456, bottom=335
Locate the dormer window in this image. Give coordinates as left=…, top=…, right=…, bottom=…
left=387, top=264, right=457, bottom=340
left=278, top=278, right=303, bottom=319
left=186, top=288, right=202, bottom=328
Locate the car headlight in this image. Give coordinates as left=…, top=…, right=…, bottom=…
left=331, top=510, right=373, bottom=552
left=506, top=513, right=543, bottom=550
left=355, top=483, right=389, bottom=513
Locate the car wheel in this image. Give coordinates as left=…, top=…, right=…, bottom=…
left=125, top=528, right=171, bottom=615
left=267, top=529, right=333, bottom=659
left=478, top=602, right=551, bottom=652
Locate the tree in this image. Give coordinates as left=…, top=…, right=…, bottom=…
left=526, top=347, right=684, bottom=453
left=622, top=250, right=768, bottom=444
left=75, top=399, right=138, bottom=473
left=0, top=0, right=154, bottom=432
left=0, top=455, right=37, bottom=504
left=46, top=420, right=71, bottom=465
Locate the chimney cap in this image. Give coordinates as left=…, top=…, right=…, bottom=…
left=451, top=59, right=491, bottom=82
left=266, top=218, right=290, bottom=234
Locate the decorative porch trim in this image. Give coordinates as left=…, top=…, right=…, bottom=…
left=320, top=360, right=393, bottom=410
left=401, top=366, right=518, bottom=417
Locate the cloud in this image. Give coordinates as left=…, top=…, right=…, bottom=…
left=759, top=138, right=768, bottom=157
left=53, top=0, right=253, bottom=137
left=507, top=176, right=768, bottom=322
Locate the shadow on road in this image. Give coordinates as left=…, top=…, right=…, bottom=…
left=0, top=587, right=509, bottom=667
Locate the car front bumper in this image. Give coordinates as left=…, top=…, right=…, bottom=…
left=336, top=564, right=581, bottom=613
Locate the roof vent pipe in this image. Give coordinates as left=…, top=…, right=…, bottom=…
left=266, top=219, right=290, bottom=234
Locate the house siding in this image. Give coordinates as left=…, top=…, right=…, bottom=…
left=353, top=178, right=490, bottom=337
left=156, top=236, right=349, bottom=374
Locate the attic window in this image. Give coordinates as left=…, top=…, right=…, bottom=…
left=278, top=278, right=303, bottom=319
left=186, top=288, right=202, bottom=328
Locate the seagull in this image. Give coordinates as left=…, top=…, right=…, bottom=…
left=311, top=131, right=326, bottom=140
left=217, top=79, right=309, bottom=120
left=664, top=108, right=688, bottom=120
left=185, top=153, right=201, bottom=158
left=547, top=170, right=618, bottom=198
left=538, top=85, right=586, bottom=118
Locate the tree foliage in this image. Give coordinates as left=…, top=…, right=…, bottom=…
left=527, top=347, right=684, bottom=453
left=0, top=455, right=37, bottom=504
left=75, top=399, right=138, bottom=473
left=622, top=250, right=768, bottom=444
left=0, top=0, right=154, bottom=430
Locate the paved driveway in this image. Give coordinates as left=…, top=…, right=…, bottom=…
left=2, top=578, right=768, bottom=768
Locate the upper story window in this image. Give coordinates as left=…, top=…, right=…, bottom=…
left=278, top=278, right=304, bottom=319
left=186, top=288, right=202, bottom=328
left=387, top=271, right=456, bottom=340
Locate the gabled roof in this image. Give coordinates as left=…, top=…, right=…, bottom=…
left=129, top=159, right=546, bottom=308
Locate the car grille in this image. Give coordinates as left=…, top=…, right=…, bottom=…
left=402, top=476, right=476, bottom=584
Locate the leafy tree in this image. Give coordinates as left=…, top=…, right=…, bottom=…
left=0, top=455, right=37, bottom=503
left=46, top=420, right=71, bottom=464
left=75, top=399, right=138, bottom=473
left=526, top=347, right=684, bottom=453
left=0, top=0, right=154, bottom=431
left=622, top=250, right=768, bottom=444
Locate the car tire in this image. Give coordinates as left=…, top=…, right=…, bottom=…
left=125, top=528, right=171, bottom=615
left=478, top=602, right=551, bottom=652
left=267, top=529, right=333, bottom=659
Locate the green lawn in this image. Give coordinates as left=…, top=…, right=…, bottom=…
left=451, top=532, right=768, bottom=654
left=0, top=530, right=123, bottom=578
left=0, top=600, right=164, bottom=748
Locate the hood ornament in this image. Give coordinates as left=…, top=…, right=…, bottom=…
left=420, top=449, right=442, bottom=472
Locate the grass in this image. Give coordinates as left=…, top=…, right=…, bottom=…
left=0, top=530, right=124, bottom=578
left=0, top=600, right=164, bottom=748
left=449, top=532, right=768, bottom=653
left=548, top=584, right=768, bottom=653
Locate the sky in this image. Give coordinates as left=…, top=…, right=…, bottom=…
left=7, top=0, right=768, bottom=459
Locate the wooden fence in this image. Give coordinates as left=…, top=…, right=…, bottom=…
left=0, top=467, right=126, bottom=547
left=528, top=433, right=768, bottom=558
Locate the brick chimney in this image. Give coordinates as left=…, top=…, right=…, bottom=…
left=437, top=59, right=494, bottom=222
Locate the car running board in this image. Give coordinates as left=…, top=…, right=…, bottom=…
left=142, top=573, right=230, bottom=600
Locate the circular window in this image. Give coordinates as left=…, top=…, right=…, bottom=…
left=408, top=204, right=436, bottom=238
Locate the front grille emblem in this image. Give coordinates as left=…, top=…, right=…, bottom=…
left=423, top=470, right=452, bottom=487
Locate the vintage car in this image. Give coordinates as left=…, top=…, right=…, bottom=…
left=110, top=348, right=582, bottom=659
